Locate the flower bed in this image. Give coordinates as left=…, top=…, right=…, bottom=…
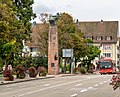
left=29, top=67, right=37, bottom=77
left=15, top=66, right=25, bottom=79
left=37, top=66, right=47, bottom=76
left=4, top=69, right=14, bottom=81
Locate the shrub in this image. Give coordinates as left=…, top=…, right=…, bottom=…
left=15, top=66, right=25, bottom=79
left=80, top=67, right=86, bottom=74
left=29, top=67, right=37, bottom=77
left=87, top=69, right=93, bottom=73
left=73, top=68, right=80, bottom=74
left=4, top=69, right=14, bottom=81
left=37, top=66, right=47, bottom=76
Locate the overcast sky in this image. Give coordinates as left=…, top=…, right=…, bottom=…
left=32, top=0, right=120, bottom=24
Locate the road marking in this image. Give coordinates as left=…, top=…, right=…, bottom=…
left=99, top=82, right=103, bottom=85
left=18, top=79, right=86, bottom=96
left=70, top=94, right=77, bottom=97
left=17, top=76, right=104, bottom=96
left=88, top=87, right=93, bottom=89
left=94, top=84, right=98, bottom=86
left=75, top=84, right=82, bottom=87
left=80, top=89, right=88, bottom=92
left=43, top=84, right=50, bottom=86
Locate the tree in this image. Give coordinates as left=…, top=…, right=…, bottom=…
left=13, top=0, right=36, bottom=40
left=0, top=0, right=36, bottom=67
left=12, top=0, right=36, bottom=67
left=56, top=13, right=88, bottom=72
left=70, top=33, right=88, bottom=65
left=0, top=1, right=19, bottom=65
left=56, top=13, right=76, bottom=54
left=83, top=38, right=101, bottom=70
left=87, top=45, right=101, bottom=64
left=31, top=22, right=49, bottom=56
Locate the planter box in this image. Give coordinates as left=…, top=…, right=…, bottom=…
left=4, top=77, right=14, bottom=81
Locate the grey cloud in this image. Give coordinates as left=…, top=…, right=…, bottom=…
left=33, top=4, right=55, bottom=14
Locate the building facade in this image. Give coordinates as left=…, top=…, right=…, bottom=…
left=78, top=20, right=120, bottom=66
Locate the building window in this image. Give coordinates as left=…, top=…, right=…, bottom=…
left=105, top=36, right=112, bottom=41
left=103, top=53, right=112, bottom=58
left=103, top=44, right=112, bottom=50
left=30, top=47, right=38, bottom=52
left=117, top=54, right=119, bottom=58
left=97, top=36, right=102, bottom=41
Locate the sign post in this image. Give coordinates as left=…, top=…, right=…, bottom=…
left=62, top=49, right=74, bottom=74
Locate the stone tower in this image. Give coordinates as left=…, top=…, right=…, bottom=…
left=48, top=25, right=59, bottom=75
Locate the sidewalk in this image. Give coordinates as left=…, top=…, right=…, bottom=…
left=0, top=74, right=75, bottom=85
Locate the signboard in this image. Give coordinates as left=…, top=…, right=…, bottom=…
left=62, top=49, right=73, bottom=58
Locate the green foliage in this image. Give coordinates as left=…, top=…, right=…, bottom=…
left=56, top=12, right=87, bottom=60
left=87, top=45, right=101, bottom=61
left=80, top=67, right=86, bottom=74
left=60, top=63, right=70, bottom=73
left=73, top=67, right=80, bottom=74
left=15, top=65, right=25, bottom=79
left=37, top=66, right=47, bottom=76
left=70, top=33, right=87, bottom=60
left=13, top=0, right=36, bottom=40
left=29, top=67, right=37, bottom=77
left=57, top=13, right=76, bottom=34
left=56, top=13, right=76, bottom=54
left=32, top=56, right=48, bottom=68
left=0, top=0, right=36, bottom=67
left=79, top=38, right=101, bottom=70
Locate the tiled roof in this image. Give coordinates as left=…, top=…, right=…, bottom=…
left=78, top=21, right=119, bottom=43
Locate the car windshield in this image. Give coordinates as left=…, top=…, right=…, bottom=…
left=100, top=61, right=111, bottom=69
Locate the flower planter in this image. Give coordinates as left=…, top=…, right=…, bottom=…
left=39, top=72, right=47, bottom=76
left=29, top=75, right=36, bottom=77
left=4, top=69, right=14, bottom=81
left=4, top=77, right=10, bottom=81
left=29, top=73, right=37, bottom=77
left=29, top=67, right=37, bottom=78
left=4, top=76, right=14, bottom=81
left=18, top=73, right=25, bottom=79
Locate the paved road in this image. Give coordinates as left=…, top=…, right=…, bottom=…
left=0, top=74, right=119, bottom=97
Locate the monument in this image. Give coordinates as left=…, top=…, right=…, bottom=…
left=48, top=14, right=59, bottom=75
